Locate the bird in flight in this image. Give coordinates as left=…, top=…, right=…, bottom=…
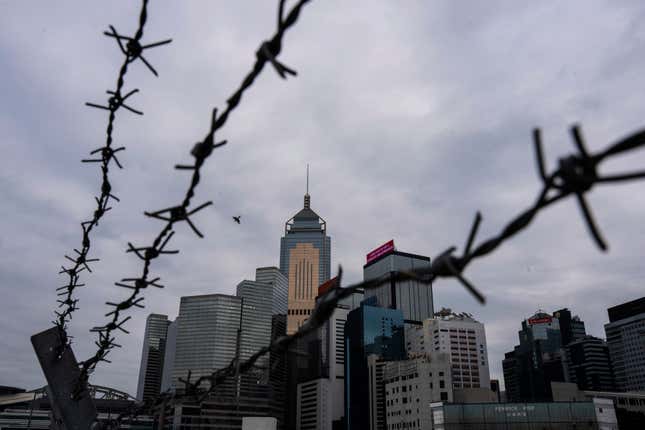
left=232, top=216, right=241, bottom=224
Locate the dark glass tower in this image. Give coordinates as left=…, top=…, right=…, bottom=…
left=136, top=313, right=170, bottom=402
left=280, top=173, right=331, bottom=334
left=344, top=299, right=406, bottom=430
left=502, top=311, right=567, bottom=402
left=363, top=247, right=433, bottom=325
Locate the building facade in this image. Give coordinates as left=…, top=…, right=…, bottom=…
left=344, top=299, right=406, bottom=430
left=384, top=353, right=453, bottom=430
left=294, top=286, right=364, bottom=430
left=604, top=296, right=645, bottom=392
left=280, top=192, right=331, bottom=334
left=255, top=266, right=289, bottom=315
left=408, top=310, right=491, bottom=390
left=429, top=399, right=617, bottom=430
left=363, top=243, right=433, bottom=325
left=503, top=310, right=569, bottom=402
left=565, top=335, right=615, bottom=392
left=136, top=313, right=171, bottom=402
left=160, top=319, right=177, bottom=393
left=171, top=294, right=242, bottom=392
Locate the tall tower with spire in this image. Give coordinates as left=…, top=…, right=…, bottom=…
left=279, top=166, right=331, bottom=334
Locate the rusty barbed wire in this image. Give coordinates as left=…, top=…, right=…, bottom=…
left=54, top=0, right=171, bottom=349
left=100, top=125, right=645, bottom=427
left=72, top=0, right=312, bottom=401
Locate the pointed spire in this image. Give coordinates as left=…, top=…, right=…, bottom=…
left=304, top=164, right=311, bottom=209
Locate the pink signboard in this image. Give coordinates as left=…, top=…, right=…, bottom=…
left=366, top=240, right=395, bottom=264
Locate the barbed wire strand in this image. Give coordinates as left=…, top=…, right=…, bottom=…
left=105, top=125, right=645, bottom=427
left=54, top=0, right=171, bottom=352
left=72, top=0, right=312, bottom=402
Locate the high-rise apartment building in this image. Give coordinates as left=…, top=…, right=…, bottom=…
left=171, top=294, right=242, bottom=392
left=362, top=240, right=433, bottom=325
left=565, top=335, right=615, bottom=392
left=604, top=296, right=645, bottom=392
left=280, top=188, right=331, bottom=334
left=136, top=313, right=171, bottom=402
left=407, top=309, right=491, bottom=390
left=344, top=299, right=406, bottom=430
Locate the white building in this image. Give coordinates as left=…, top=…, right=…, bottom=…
left=408, top=309, right=490, bottom=390
left=367, top=355, right=387, bottom=430
left=384, top=353, right=453, bottom=430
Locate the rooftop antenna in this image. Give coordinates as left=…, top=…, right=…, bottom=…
left=304, top=164, right=311, bottom=209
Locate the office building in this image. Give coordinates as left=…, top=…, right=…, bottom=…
left=280, top=181, right=331, bottom=334
left=269, top=314, right=288, bottom=429
left=160, top=319, right=177, bottom=393
left=237, top=279, right=275, bottom=378
left=171, top=294, right=242, bottom=392
left=503, top=310, right=569, bottom=402
left=344, top=299, right=406, bottom=430
left=384, top=353, right=453, bottom=430
left=604, top=296, right=645, bottom=392
left=363, top=240, right=433, bottom=325
left=294, top=283, right=364, bottom=430
left=255, top=266, right=289, bottom=315
left=565, top=335, right=615, bottom=392
left=408, top=309, right=491, bottom=390
left=136, top=313, right=171, bottom=402
left=554, top=308, right=586, bottom=346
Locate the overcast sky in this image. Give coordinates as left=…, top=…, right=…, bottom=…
left=2, top=0, right=645, bottom=396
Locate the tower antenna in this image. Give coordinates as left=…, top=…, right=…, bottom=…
left=306, top=163, right=309, bottom=194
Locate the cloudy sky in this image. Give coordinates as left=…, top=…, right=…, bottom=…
left=2, top=0, right=645, bottom=396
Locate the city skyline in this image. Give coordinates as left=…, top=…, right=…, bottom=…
left=2, top=0, right=645, bottom=401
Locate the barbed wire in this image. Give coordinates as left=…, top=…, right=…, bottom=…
left=54, top=0, right=171, bottom=350
left=103, top=125, right=645, bottom=427
left=72, top=0, right=313, bottom=402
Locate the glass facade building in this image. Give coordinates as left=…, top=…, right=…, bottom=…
left=136, top=313, right=170, bottom=402
left=172, top=294, right=242, bottom=392
left=280, top=192, right=331, bottom=334
left=255, top=266, right=289, bottom=315
left=236, top=279, right=274, bottom=377
left=363, top=249, right=433, bottom=324
left=503, top=311, right=568, bottom=402
left=344, top=300, right=406, bottom=430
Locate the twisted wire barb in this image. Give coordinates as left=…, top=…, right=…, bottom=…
left=54, top=0, right=171, bottom=346
left=73, top=0, right=312, bottom=400
left=98, top=124, right=645, bottom=426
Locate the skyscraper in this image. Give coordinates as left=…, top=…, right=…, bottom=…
left=171, top=294, right=242, bottom=392
left=280, top=174, right=331, bottom=334
left=344, top=298, right=406, bottom=430
left=604, top=296, right=645, bottom=392
left=236, top=278, right=275, bottom=376
left=362, top=240, right=433, bottom=325
left=136, top=313, right=170, bottom=402
left=255, top=266, right=289, bottom=315
left=502, top=310, right=569, bottom=402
